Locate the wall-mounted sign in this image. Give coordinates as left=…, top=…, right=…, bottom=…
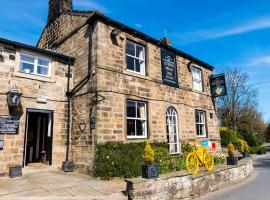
left=90, top=117, right=95, bottom=129
left=209, top=74, right=227, bottom=97
left=0, top=115, right=20, bottom=134
left=161, top=49, right=178, bottom=88
left=7, top=88, right=22, bottom=107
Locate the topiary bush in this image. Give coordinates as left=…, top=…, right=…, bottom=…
left=250, top=146, right=267, bottom=155
left=220, top=127, right=238, bottom=146
left=228, top=143, right=235, bottom=157
left=143, top=140, right=155, bottom=165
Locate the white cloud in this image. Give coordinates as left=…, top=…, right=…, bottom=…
left=135, top=24, right=143, bottom=28
left=242, top=55, right=270, bottom=67
left=176, top=16, right=270, bottom=44
left=74, top=0, right=109, bottom=13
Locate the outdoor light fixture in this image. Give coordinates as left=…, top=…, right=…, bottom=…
left=7, top=88, right=22, bottom=107
left=110, top=29, right=125, bottom=40
left=0, top=139, right=4, bottom=150
left=0, top=47, right=4, bottom=62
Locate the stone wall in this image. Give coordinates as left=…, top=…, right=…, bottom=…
left=126, top=159, right=254, bottom=200
left=95, top=21, right=220, bottom=145
left=0, top=43, right=71, bottom=172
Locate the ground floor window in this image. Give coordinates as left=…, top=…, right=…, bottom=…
left=126, top=100, right=147, bottom=139
left=195, top=110, right=207, bottom=138
left=166, top=107, right=180, bottom=154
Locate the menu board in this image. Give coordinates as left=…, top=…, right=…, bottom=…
left=0, top=115, right=20, bottom=134
left=161, top=49, right=179, bottom=88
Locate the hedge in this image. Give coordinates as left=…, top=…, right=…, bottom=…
left=250, top=146, right=267, bottom=155
left=93, top=142, right=177, bottom=180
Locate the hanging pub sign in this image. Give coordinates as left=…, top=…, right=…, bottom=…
left=0, top=115, right=20, bottom=134
left=161, top=49, right=178, bottom=88
left=7, top=88, right=22, bottom=107
left=209, top=74, right=227, bottom=97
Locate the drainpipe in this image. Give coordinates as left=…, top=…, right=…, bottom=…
left=66, top=58, right=72, bottom=162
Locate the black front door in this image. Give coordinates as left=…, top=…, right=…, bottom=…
left=23, top=109, right=53, bottom=166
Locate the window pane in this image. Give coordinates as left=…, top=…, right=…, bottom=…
left=20, top=62, right=34, bottom=73
left=127, top=56, right=135, bottom=70
left=127, top=119, right=135, bottom=136
left=135, top=59, right=141, bottom=72
left=137, top=102, right=146, bottom=118
left=21, top=54, right=35, bottom=63
left=127, top=101, right=136, bottom=117
left=196, top=111, right=200, bottom=123
left=136, top=120, right=145, bottom=136
left=126, top=41, right=135, bottom=56
left=37, top=66, right=49, bottom=75
left=38, top=58, right=49, bottom=66
left=136, top=45, right=144, bottom=59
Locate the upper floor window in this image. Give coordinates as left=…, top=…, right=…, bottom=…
left=126, top=40, right=146, bottom=75
left=126, top=100, right=147, bottom=139
left=195, top=110, right=207, bottom=138
left=20, top=53, right=51, bottom=77
left=192, top=67, right=203, bottom=91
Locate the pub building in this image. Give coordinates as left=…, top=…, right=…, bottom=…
left=0, top=0, right=221, bottom=174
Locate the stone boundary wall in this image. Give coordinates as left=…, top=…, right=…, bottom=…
left=126, top=159, right=254, bottom=200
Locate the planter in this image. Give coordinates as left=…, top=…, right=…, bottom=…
left=62, top=161, right=74, bottom=172
left=242, top=152, right=250, bottom=158
left=141, top=164, right=159, bottom=179
left=9, top=165, right=22, bottom=178
left=227, top=156, right=238, bottom=165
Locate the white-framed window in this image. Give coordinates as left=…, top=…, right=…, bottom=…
left=192, top=67, right=203, bottom=91
left=195, top=110, right=207, bottom=138
left=166, top=107, right=180, bottom=154
left=126, top=40, right=146, bottom=75
left=19, top=52, right=51, bottom=77
left=126, top=100, right=147, bottom=139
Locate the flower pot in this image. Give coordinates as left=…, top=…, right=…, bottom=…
left=9, top=165, right=22, bottom=178
left=242, top=152, right=250, bottom=158
left=62, top=161, right=74, bottom=172
left=227, top=156, right=238, bottom=165
left=141, top=164, right=159, bottom=179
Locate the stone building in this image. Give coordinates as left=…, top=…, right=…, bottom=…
left=0, top=37, right=74, bottom=172
left=37, top=0, right=220, bottom=173
left=0, top=0, right=220, bottom=174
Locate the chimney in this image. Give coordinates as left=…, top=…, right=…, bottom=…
left=48, top=0, right=73, bottom=23
left=160, top=36, right=172, bottom=46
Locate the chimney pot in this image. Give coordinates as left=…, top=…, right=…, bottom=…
left=48, top=0, right=73, bottom=23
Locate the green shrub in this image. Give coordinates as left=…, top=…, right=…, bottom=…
left=220, top=127, right=238, bottom=146
left=241, top=132, right=257, bottom=147
left=94, top=142, right=171, bottom=180
left=228, top=143, right=235, bottom=157
left=154, top=146, right=178, bottom=174
left=250, top=146, right=266, bottom=154
left=214, top=155, right=225, bottom=165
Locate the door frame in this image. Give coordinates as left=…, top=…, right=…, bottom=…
left=22, top=108, right=54, bottom=167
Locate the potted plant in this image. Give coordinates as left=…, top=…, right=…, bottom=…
left=242, top=142, right=250, bottom=158
left=227, top=143, right=238, bottom=165
left=141, top=140, right=159, bottom=179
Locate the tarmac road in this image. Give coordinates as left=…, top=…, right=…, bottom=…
left=197, top=144, right=270, bottom=200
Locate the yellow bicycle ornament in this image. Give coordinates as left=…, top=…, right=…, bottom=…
left=185, top=142, right=214, bottom=175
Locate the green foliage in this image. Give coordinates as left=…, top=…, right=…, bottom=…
left=94, top=142, right=178, bottom=180
left=220, top=127, right=238, bottom=146
left=250, top=146, right=267, bottom=155
left=181, top=142, right=195, bottom=154
left=154, top=146, right=178, bottom=174
left=143, top=140, right=155, bottom=165
left=241, top=132, right=257, bottom=147
left=228, top=143, right=235, bottom=157
left=214, top=155, right=225, bottom=165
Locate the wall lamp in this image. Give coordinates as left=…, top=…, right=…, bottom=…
left=111, top=29, right=125, bottom=40
left=0, top=139, right=4, bottom=150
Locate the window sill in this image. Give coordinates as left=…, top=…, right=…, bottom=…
left=125, top=69, right=146, bottom=77
left=14, top=71, right=54, bottom=83
left=127, top=136, right=147, bottom=139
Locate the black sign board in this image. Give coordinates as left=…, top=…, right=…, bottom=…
left=90, top=117, right=95, bottom=129
left=209, top=74, right=227, bottom=97
left=161, top=49, right=178, bottom=88
left=0, top=115, right=20, bottom=134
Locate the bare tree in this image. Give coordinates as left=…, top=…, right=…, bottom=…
left=216, top=68, right=258, bottom=130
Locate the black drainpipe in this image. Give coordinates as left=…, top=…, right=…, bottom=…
left=64, top=22, right=93, bottom=169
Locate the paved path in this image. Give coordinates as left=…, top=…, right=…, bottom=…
left=197, top=145, right=270, bottom=200
left=0, top=168, right=127, bottom=200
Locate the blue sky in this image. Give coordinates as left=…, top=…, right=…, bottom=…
left=1, top=0, right=270, bottom=121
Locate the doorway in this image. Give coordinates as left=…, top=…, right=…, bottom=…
left=23, top=109, right=53, bottom=167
